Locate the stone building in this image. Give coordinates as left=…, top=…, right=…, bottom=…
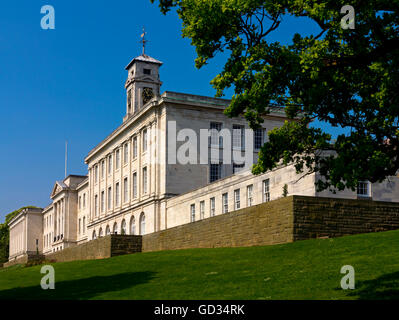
left=8, top=208, right=43, bottom=261
left=8, top=52, right=399, bottom=263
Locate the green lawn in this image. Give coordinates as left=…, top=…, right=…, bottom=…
left=1, top=230, right=399, bottom=300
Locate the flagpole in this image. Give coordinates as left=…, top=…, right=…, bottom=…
left=65, top=141, right=68, bottom=179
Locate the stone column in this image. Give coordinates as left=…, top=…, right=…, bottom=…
left=54, top=203, right=57, bottom=239
left=129, top=136, right=132, bottom=207
left=138, top=129, right=142, bottom=200
left=58, top=201, right=61, bottom=237
left=62, top=199, right=64, bottom=238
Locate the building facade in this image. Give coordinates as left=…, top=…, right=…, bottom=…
left=8, top=52, right=399, bottom=262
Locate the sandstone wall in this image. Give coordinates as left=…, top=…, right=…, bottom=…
left=143, top=196, right=399, bottom=252
left=143, top=196, right=295, bottom=251
left=293, top=196, right=399, bottom=240
left=45, top=235, right=142, bottom=263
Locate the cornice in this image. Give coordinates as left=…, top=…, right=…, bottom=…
left=85, top=98, right=161, bottom=164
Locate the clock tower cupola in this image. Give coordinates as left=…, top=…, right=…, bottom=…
left=124, top=31, right=163, bottom=122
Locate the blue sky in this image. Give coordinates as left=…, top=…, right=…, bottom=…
left=0, top=1, right=344, bottom=221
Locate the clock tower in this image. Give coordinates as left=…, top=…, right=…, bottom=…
left=123, top=53, right=163, bottom=122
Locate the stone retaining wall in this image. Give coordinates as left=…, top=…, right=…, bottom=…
left=293, top=196, right=399, bottom=240
left=45, top=235, right=142, bottom=263
left=143, top=196, right=295, bottom=252
left=142, top=196, right=399, bottom=252
left=3, top=253, right=45, bottom=268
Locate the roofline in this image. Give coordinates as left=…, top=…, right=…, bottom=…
left=84, top=97, right=160, bottom=163
left=125, top=55, right=163, bottom=70
left=43, top=204, right=53, bottom=213
left=64, top=174, right=87, bottom=180
left=125, top=59, right=162, bottom=70
left=84, top=91, right=231, bottom=162
left=84, top=91, right=287, bottom=163
left=8, top=207, right=43, bottom=226
left=77, top=177, right=89, bottom=190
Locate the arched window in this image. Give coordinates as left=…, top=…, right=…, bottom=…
left=121, top=219, right=127, bottom=235
left=139, top=213, right=145, bottom=235
left=113, top=222, right=118, bottom=234
left=92, top=230, right=97, bottom=240
left=99, top=228, right=103, bottom=238
left=130, top=216, right=136, bottom=235
left=105, top=225, right=110, bottom=236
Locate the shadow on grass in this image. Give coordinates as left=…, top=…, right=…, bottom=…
left=344, top=271, right=399, bottom=300
left=0, top=271, right=156, bottom=300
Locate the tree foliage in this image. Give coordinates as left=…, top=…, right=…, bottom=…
left=151, top=0, right=399, bottom=191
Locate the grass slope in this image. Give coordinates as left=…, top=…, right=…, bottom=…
left=1, top=230, right=399, bottom=300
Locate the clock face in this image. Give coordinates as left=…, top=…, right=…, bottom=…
left=142, top=87, right=154, bottom=105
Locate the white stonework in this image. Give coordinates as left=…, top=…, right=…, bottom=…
left=8, top=53, right=399, bottom=261
left=8, top=208, right=43, bottom=260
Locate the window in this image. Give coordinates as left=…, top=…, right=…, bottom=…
left=99, top=228, right=103, bottom=238
left=95, top=194, right=98, bottom=216
left=78, top=218, right=81, bottom=235
left=101, top=191, right=105, bottom=213
left=113, top=222, right=118, bottom=234
left=143, top=129, right=148, bottom=152
left=254, top=128, right=266, bottom=149
left=124, top=143, right=129, bottom=165
left=83, top=217, right=86, bottom=234
left=107, top=187, right=112, bottom=210
left=123, top=177, right=129, bottom=203
left=115, top=182, right=120, bottom=207
left=143, top=68, right=151, bottom=75
left=83, top=193, right=86, bottom=208
left=115, top=149, right=120, bottom=170
left=132, top=172, right=137, bottom=199
left=94, top=165, right=98, bottom=183
left=143, top=167, right=148, bottom=194
left=200, top=201, right=205, bottom=220
left=210, top=122, right=222, bottom=147
left=101, top=160, right=105, bottom=179
left=140, top=213, right=145, bottom=235
left=210, top=197, right=215, bottom=216
left=210, top=163, right=222, bottom=183
left=263, top=179, right=270, bottom=202
left=130, top=216, right=136, bottom=235
left=133, top=136, right=138, bottom=159
left=357, top=181, right=371, bottom=197
left=247, top=185, right=253, bottom=206
left=106, top=225, right=110, bottom=235
left=233, top=124, right=245, bottom=149
left=190, top=204, right=195, bottom=222
left=121, top=219, right=127, bottom=235
left=127, top=89, right=132, bottom=111
left=234, top=189, right=241, bottom=210
left=92, top=230, right=97, bottom=240
left=78, top=196, right=81, bottom=210
left=222, top=193, right=228, bottom=213
left=233, top=163, right=245, bottom=174
left=108, top=155, right=113, bottom=174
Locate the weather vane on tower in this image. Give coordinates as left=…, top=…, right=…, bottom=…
left=139, top=27, right=148, bottom=55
